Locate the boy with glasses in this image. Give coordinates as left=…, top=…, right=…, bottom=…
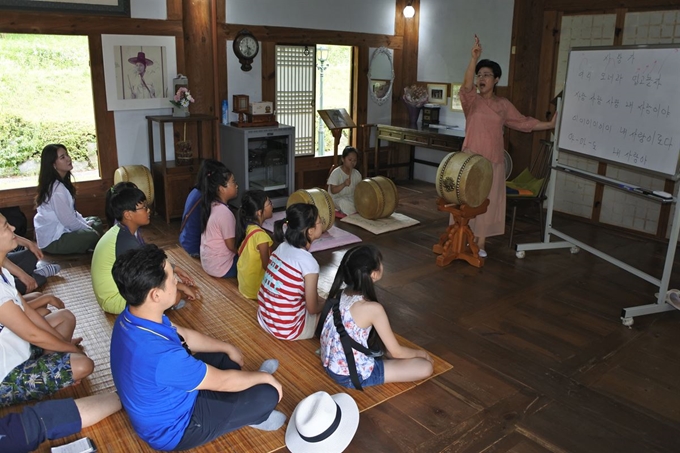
left=92, top=183, right=199, bottom=314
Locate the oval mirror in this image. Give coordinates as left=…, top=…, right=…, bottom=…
left=368, top=47, right=394, bottom=106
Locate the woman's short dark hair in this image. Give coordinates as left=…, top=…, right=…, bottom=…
left=105, top=182, right=147, bottom=225
left=274, top=203, right=318, bottom=248
left=112, top=244, right=168, bottom=308
left=475, top=59, right=502, bottom=79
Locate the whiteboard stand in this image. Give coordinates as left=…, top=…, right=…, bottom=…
left=515, top=62, right=680, bottom=325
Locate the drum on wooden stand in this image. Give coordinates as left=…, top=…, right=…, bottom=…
left=286, top=188, right=335, bottom=232
left=354, top=176, right=399, bottom=220
left=435, top=152, right=492, bottom=207
left=114, top=165, right=155, bottom=205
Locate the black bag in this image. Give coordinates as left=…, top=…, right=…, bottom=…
left=0, top=207, right=27, bottom=237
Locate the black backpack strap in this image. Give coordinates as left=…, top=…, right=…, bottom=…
left=332, top=301, right=365, bottom=390
left=315, top=297, right=337, bottom=338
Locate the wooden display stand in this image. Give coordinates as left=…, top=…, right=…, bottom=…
left=318, top=108, right=357, bottom=166
left=146, top=114, right=216, bottom=223
left=231, top=113, right=279, bottom=128
left=432, top=197, right=489, bottom=268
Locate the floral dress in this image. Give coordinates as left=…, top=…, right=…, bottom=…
left=320, top=292, right=375, bottom=380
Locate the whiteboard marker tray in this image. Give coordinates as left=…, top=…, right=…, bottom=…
left=250, top=179, right=287, bottom=191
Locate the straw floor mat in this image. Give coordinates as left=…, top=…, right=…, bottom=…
left=0, top=247, right=451, bottom=453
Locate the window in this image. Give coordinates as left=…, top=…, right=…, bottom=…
left=276, top=45, right=315, bottom=156
left=275, top=44, right=353, bottom=157
left=0, top=33, right=99, bottom=190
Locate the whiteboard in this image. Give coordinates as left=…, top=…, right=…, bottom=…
left=558, top=46, right=680, bottom=177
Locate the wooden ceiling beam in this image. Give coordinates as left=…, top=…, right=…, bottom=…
left=217, top=23, right=403, bottom=49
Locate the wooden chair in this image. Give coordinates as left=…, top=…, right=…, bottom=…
left=506, top=140, right=554, bottom=247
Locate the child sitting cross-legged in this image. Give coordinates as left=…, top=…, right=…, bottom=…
left=235, top=190, right=274, bottom=299
left=257, top=203, right=325, bottom=340
left=91, top=182, right=199, bottom=314
left=318, top=245, right=433, bottom=390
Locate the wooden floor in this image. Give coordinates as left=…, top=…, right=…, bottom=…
left=50, top=181, right=680, bottom=453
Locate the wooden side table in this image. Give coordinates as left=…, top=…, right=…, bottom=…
left=146, top=114, right=217, bottom=223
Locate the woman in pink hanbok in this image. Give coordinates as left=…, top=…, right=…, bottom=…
left=458, top=35, right=556, bottom=258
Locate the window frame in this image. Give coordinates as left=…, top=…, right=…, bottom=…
left=274, top=43, right=356, bottom=158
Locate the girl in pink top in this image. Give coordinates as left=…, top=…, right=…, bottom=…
left=199, top=163, right=240, bottom=278
left=459, top=35, right=556, bottom=257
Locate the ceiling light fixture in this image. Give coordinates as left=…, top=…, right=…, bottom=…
left=403, top=1, right=415, bottom=18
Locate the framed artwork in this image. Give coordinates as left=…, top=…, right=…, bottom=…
left=0, top=0, right=130, bottom=15
left=318, top=108, right=356, bottom=130
left=426, top=83, right=448, bottom=105
left=450, top=83, right=463, bottom=111
left=101, top=34, right=177, bottom=111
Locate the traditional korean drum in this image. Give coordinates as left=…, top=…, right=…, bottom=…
left=286, top=188, right=335, bottom=232
left=435, top=152, right=492, bottom=208
left=354, top=176, right=398, bottom=220
left=114, top=165, right=155, bottom=205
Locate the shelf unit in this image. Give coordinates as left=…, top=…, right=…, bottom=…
left=219, top=124, right=295, bottom=209
left=146, top=114, right=216, bottom=223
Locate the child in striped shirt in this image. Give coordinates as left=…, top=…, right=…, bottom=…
left=257, top=203, right=325, bottom=340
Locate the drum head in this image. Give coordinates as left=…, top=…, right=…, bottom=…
left=114, top=165, right=155, bottom=205
left=436, top=152, right=492, bottom=207
left=354, top=176, right=398, bottom=220
left=286, top=188, right=335, bottom=231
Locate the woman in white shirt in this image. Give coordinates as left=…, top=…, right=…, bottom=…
left=34, top=144, right=103, bottom=254
left=0, top=213, right=94, bottom=407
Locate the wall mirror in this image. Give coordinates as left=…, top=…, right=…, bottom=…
left=368, top=47, right=394, bottom=106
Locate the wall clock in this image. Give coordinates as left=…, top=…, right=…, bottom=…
left=233, top=29, right=259, bottom=72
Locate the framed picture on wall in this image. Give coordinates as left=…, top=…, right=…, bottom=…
left=0, top=0, right=130, bottom=15
left=101, top=34, right=178, bottom=111
left=426, top=83, right=448, bottom=105
left=450, top=83, right=463, bottom=111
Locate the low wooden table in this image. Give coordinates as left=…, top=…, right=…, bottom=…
left=375, top=122, right=465, bottom=179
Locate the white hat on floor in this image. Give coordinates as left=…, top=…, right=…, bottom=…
left=285, top=391, right=359, bottom=453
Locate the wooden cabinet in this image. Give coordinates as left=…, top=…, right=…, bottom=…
left=146, top=114, right=216, bottom=223
left=151, top=159, right=199, bottom=222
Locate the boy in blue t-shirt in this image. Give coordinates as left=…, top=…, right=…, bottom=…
left=109, top=245, right=285, bottom=451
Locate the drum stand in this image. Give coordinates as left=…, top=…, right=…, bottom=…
left=433, top=197, right=490, bottom=268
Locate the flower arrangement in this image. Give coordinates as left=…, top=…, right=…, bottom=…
left=402, top=84, right=429, bottom=107
left=170, top=87, right=195, bottom=108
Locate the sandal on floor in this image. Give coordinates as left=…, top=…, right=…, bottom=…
left=478, top=249, right=487, bottom=258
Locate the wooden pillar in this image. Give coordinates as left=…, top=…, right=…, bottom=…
left=392, top=0, right=419, bottom=124
left=507, top=0, right=547, bottom=170
left=182, top=0, right=216, bottom=159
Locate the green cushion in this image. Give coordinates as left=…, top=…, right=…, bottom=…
left=506, top=168, right=544, bottom=197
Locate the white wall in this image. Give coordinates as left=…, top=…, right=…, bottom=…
left=114, top=0, right=172, bottom=167
left=413, top=0, right=514, bottom=182
left=115, top=0, right=515, bottom=175
left=225, top=0, right=395, bottom=35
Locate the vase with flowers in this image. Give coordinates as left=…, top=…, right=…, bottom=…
left=402, top=84, right=429, bottom=126
left=170, top=87, right=195, bottom=117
